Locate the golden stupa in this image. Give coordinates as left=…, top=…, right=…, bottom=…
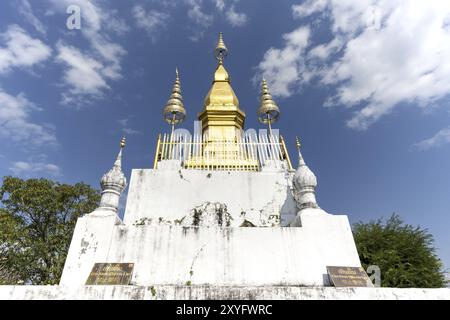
left=154, top=33, right=292, bottom=171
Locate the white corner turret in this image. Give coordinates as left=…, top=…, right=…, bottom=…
left=96, top=137, right=127, bottom=213
left=293, top=137, right=319, bottom=211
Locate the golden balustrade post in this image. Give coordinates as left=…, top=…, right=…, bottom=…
left=280, top=135, right=293, bottom=170
left=153, top=134, right=162, bottom=169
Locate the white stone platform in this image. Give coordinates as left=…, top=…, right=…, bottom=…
left=124, top=168, right=297, bottom=227
left=59, top=209, right=361, bottom=287
left=58, top=164, right=364, bottom=289
left=1, top=285, right=449, bottom=300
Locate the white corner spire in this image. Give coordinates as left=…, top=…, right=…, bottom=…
left=292, top=137, right=319, bottom=211
left=96, top=137, right=127, bottom=213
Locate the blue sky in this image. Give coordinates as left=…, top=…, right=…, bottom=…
left=0, top=0, right=449, bottom=272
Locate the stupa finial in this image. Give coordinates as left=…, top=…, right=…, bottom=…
left=163, top=67, right=187, bottom=135
left=258, top=78, right=280, bottom=135
left=214, top=32, right=228, bottom=63
left=295, top=136, right=305, bottom=166
left=113, top=136, right=126, bottom=168
left=295, top=136, right=301, bottom=150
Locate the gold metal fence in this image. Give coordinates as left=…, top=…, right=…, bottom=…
left=153, top=133, right=293, bottom=171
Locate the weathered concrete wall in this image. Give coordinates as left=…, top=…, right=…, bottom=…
left=59, top=166, right=364, bottom=292
left=1, top=285, right=449, bottom=300
left=123, top=168, right=297, bottom=227
left=60, top=210, right=361, bottom=287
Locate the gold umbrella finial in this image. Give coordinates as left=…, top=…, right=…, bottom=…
left=163, top=68, right=187, bottom=135
left=257, top=78, right=280, bottom=135
left=214, top=32, right=228, bottom=62
left=120, top=136, right=126, bottom=149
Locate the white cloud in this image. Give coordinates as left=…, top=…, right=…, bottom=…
left=88, top=36, right=126, bottom=81
left=19, top=0, right=47, bottom=35
left=308, top=38, right=342, bottom=60
left=0, top=89, right=57, bottom=146
left=215, top=0, right=226, bottom=11
left=413, top=127, right=450, bottom=150
left=257, top=27, right=310, bottom=97
left=213, top=0, right=248, bottom=27
left=48, top=0, right=127, bottom=105
left=103, top=9, right=131, bottom=36
left=258, top=0, right=450, bottom=130
left=187, top=0, right=214, bottom=27
left=183, top=0, right=215, bottom=41
left=292, top=0, right=328, bottom=18
left=117, top=119, right=128, bottom=127
left=48, top=0, right=128, bottom=36
left=226, top=5, right=248, bottom=27
left=9, top=161, right=61, bottom=177
left=0, top=25, right=51, bottom=74
left=129, top=1, right=248, bottom=41
left=123, top=128, right=140, bottom=135
left=118, top=118, right=140, bottom=135
left=56, top=43, right=109, bottom=98
left=132, top=5, right=169, bottom=36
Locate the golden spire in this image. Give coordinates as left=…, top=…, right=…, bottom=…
left=199, top=33, right=245, bottom=140
left=295, top=136, right=301, bottom=150
left=163, top=68, right=186, bottom=134
left=214, top=32, right=228, bottom=63
left=113, top=136, right=126, bottom=168
left=295, top=136, right=305, bottom=166
left=258, top=78, right=280, bottom=135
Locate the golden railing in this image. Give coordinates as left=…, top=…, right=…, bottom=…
left=153, top=133, right=293, bottom=171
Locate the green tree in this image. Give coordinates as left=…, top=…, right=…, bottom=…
left=0, top=259, right=19, bottom=285
left=0, top=176, right=100, bottom=285
left=353, top=214, right=446, bottom=288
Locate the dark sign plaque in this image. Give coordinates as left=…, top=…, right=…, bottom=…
left=85, top=263, right=134, bottom=285
left=326, top=266, right=373, bottom=287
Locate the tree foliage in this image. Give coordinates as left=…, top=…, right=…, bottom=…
left=0, top=176, right=100, bottom=285
left=353, top=214, right=446, bottom=288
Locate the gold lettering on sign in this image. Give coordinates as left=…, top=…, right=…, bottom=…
left=326, top=266, right=373, bottom=287
left=85, top=263, right=134, bottom=285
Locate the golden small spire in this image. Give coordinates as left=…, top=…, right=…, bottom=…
left=258, top=78, right=280, bottom=135
left=214, top=32, right=228, bottom=62
left=163, top=67, right=187, bottom=135
left=113, top=136, right=126, bottom=168
left=295, top=136, right=301, bottom=151
left=295, top=136, right=305, bottom=166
